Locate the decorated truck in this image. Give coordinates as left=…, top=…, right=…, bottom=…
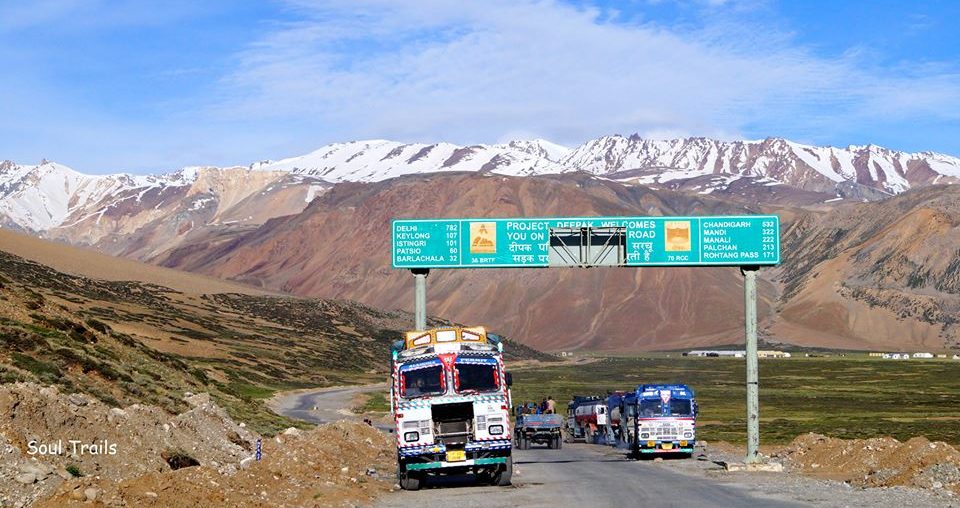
left=566, top=395, right=607, bottom=443
left=603, top=391, right=628, bottom=445
left=621, top=384, right=698, bottom=458
left=391, top=326, right=513, bottom=490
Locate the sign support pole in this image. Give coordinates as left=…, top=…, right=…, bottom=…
left=742, top=265, right=760, bottom=463
left=411, top=269, right=429, bottom=331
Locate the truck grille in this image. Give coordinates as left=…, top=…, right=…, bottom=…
left=436, top=421, right=471, bottom=445
left=654, top=424, right=678, bottom=439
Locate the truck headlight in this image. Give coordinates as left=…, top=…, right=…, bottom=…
left=488, top=425, right=504, bottom=435
left=640, top=433, right=649, bottom=439
left=404, top=431, right=419, bottom=442
left=684, top=432, right=693, bottom=438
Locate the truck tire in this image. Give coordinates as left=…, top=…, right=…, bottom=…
left=493, top=456, right=513, bottom=487
left=547, top=436, right=555, bottom=449
left=398, top=466, right=421, bottom=491
left=556, top=435, right=562, bottom=449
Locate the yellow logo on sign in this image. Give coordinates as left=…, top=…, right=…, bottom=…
left=665, top=221, right=691, bottom=251
left=470, top=222, right=497, bottom=254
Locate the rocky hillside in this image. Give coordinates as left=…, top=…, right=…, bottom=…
left=0, top=233, right=554, bottom=435
left=771, top=185, right=960, bottom=351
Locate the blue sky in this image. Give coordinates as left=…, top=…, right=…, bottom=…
left=1, top=0, right=958, bottom=173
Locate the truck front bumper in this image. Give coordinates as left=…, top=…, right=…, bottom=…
left=405, top=456, right=508, bottom=471
left=639, top=440, right=695, bottom=454
left=399, top=439, right=512, bottom=472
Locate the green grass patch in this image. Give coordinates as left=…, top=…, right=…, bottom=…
left=511, top=356, right=960, bottom=445
left=355, top=391, right=390, bottom=414
left=11, top=352, right=61, bottom=382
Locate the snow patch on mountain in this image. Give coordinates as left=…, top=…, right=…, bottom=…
left=2, top=134, right=959, bottom=233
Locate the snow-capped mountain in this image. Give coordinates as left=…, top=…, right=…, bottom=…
left=561, top=135, right=960, bottom=195
left=2, top=135, right=959, bottom=237
left=0, top=160, right=171, bottom=231
left=250, top=139, right=567, bottom=181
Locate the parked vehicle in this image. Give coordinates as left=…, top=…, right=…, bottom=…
left=603, top=391, right=628, bottom=445
left=621, top=384, right=698, bottom=458
left=391, top=327, right=513, bottom=490
left=566, top=395, right=606, bottom=443
left=515, top=413, right=564, bottom=449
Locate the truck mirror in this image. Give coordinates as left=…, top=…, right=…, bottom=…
left=505, top=372, right=513, bottom=387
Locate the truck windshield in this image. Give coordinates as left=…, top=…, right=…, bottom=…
left=401, top=365, right=445, bottom=398
left=455, top=363, right=499, bottom=393
left=639, top=399, right=693, bottom=417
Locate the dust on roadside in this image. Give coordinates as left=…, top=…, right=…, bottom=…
left=0, top=382, right=395, bottom=507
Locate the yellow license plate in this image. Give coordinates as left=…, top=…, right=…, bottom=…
left=446, top=450, right=466, bottom=462
left=661, top=443, right=673, bottom=450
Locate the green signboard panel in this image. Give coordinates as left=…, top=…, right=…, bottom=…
left=392, top=216, right=780, bottom=268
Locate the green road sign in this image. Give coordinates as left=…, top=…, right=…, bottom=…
left=392, top=216, right=780, bottom=269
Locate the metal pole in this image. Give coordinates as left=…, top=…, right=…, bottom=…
left=742, top=266, right=760, bottom=463
left=412, top=269, right=429, bottom=331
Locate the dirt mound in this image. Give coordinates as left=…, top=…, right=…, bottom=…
left=775, top=433, right=960, bottom=494
left=0, top=383, right=395, bottom=507
left=0, top=383, right=258, bottom=506
left=36, top=422, right=395, bottom=508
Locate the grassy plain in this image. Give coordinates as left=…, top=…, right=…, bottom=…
left=509, top=355, right=960, bottom=445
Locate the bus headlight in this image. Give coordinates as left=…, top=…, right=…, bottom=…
left=488, top=425, right=504, bottom=435
left=404, top=431, right=419, bottom=442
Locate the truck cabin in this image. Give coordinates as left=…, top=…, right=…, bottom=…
left=393, top=327, right=506, bottom=401
left=632, top=385, right=698, bottom=418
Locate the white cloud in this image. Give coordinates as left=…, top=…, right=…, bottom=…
left=216, top=0, right=960, bottom=149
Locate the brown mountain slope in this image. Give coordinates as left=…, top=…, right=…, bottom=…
left=771, top=184, right=960, bottom=350
left=43, top=167, right=328, bottom=261
left=0, top=233, right=551, bottom=434
left=155, top=172, right=793, bottom=351
left=0, top=228, right=270, bottom=295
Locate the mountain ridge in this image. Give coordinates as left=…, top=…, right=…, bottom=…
left=3, top=134, right=958, bottom=234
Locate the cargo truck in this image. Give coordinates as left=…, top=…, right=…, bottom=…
left=391, top=327, right=513, bottom=490
left=622, top=384, right=698, bottom=458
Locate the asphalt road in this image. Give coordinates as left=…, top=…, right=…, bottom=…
left=271, top=384, right=955, bottom=508
left=268, top=383, right=391, bottom=429
left=379, top=443, right=806, bottom=508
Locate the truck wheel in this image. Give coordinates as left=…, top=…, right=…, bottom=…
left=493, top=456, right=513, bottom=487
left=521, top=437, right=529, bottom=450
left=556, top=436, right=562, bottom=449
left=398, top=468, right=421, bottom=491
left=547, top=436, right=555, bottom=449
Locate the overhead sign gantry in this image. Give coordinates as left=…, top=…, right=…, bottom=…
left=393, top=216, right=779, bottom=268
left=390, top=214, right=780, bottom=466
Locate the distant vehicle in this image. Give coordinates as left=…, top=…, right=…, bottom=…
left=515, top=413, right=563, bottom=449
left=621, top=384, right=698, bottom=458
left=603, top=391, right=629, bottom=445
left=391, top=327, right=513, bottom=490
left=565, top=395, right=605, bottom=442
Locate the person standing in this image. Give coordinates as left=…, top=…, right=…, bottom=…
left=545, top=396, right=556, bottom=414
